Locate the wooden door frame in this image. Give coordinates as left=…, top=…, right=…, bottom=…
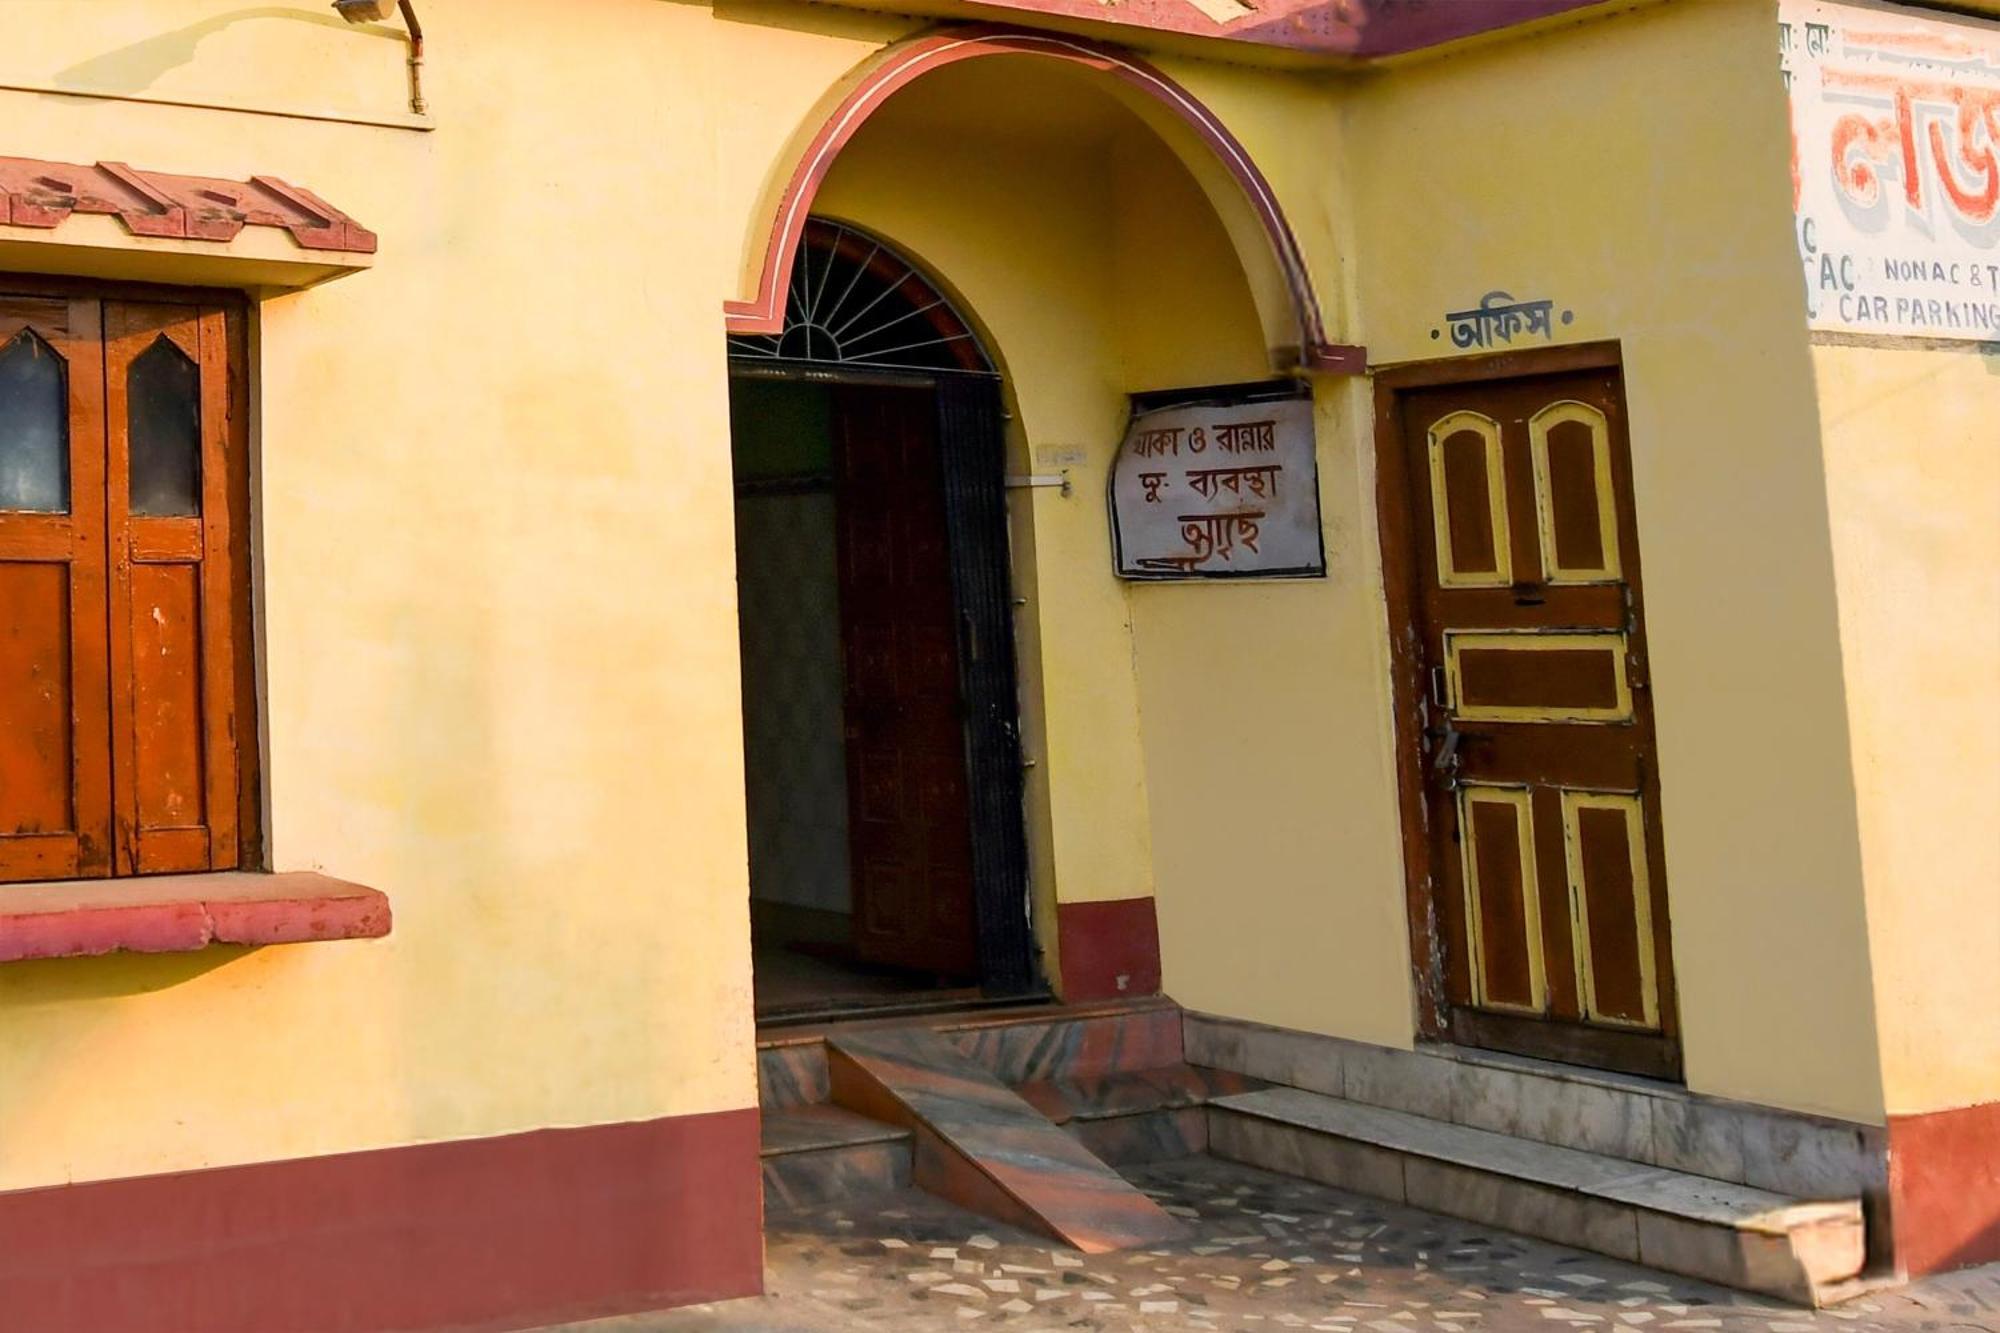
left=1371, top=340, right=1629, bottom=1044
left=726, top=359, right=1042, bottom=1000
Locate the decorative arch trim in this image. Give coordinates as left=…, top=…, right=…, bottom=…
left=725, top=26, right=1364, bottom=373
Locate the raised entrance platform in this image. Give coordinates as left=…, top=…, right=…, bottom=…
left=759, top=1000, right=1877, bottom=1306
left=758, top=998, right=1253, bottom=1228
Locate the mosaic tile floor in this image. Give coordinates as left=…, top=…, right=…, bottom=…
left=567, top=1157, right=2000, bottom=1333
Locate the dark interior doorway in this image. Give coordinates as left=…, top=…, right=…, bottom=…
left=729, top=220, right=1038, bottom=1022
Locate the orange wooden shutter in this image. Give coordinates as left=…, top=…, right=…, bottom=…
left=0, top=295, right=113, bottom=882
left=103, top=302, right=241, bottom=876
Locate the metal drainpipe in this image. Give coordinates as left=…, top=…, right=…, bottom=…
left=399, top=0, right=427, bottom=116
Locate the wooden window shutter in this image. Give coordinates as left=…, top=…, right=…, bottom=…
left=0, top=296, right=113, bottom=881
left=103, top=302, right=245, bottom=877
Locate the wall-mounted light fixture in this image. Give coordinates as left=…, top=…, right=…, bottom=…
left=333, top=0, right=427, bottom=116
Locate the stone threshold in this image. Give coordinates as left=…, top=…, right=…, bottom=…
left=1212, top=1086, right=1865, bottom=1307
left=1182, top=1011, right=1889, bottom=1212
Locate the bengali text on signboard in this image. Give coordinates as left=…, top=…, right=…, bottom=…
left=1782, top=0, right=2000, bottom=341
left=1109, top=393, right=1324, bottom=580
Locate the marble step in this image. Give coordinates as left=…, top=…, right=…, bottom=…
left=1211, top=1087, right=1865, bottom=1307
left=943, top=997, right=1185, bottom=1085
left=757, top=997, right=1186, bottom=1112
left=1014, top=1063, right=1265, bottom=1167
left=760, top=1104, right=912, bottom=1210
left=1016, top=1062, right=1259, bottom=1124
left=827, top=1027, right=1189, bottom=1253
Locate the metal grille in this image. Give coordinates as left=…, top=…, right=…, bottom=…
left=727, top=219, right=993, bottom=373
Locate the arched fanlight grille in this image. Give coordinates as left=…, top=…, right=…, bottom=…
left=727, top=219, right=993, bottom=373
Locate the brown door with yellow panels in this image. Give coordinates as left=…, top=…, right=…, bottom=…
left=1384, top=351, right=1679, bottom=1080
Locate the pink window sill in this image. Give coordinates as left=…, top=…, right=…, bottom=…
left=0, top=872, right=391, bottom=963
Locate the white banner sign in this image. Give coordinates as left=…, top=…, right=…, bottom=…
left=1782, top=0, right=2000, bottom=341
left=1110, top=394, right=1323, bottom=580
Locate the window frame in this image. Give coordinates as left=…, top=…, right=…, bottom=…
left=0, top=274, right=260, bottom=884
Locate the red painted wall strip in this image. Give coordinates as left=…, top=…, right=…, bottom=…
left=1057, top=897, right=1164, bottom=1003
left=1888, top=1100, right=2000, bottom=1277
left=0, top=1108, right=763, bottom=1332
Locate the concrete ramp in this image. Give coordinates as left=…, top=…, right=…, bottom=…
left=826, top=1026, right=1189, bottom=1253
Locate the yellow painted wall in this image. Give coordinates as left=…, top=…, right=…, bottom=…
left=1130, top=373, right=1417, bottom=1046
left=1118, top=143, right=1417, bottom=1043
left=1345, top=0, right=1886, bottom=1122
left=0, top=0, right=758, bottom=1190
left=0, top=0, right=1962, bottom=1205
left=1815, top=343, right=2000, bottom=1118
left=0, top=0, right=1361, bottom=1190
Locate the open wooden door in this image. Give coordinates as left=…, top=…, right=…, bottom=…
left=833, top=382, right=979, bottom=977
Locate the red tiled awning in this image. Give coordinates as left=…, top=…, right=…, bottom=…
left=0, top=156, right=375, bottom=254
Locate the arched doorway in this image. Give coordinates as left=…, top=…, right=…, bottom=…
left=731, top=219, right=1035, bottom=1021
left=726, top=28, right=1361, bottom=374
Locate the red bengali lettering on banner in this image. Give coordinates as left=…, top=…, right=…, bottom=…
left=1825, top=75, right=2000, bottom=226
left=1783, top=0, right=2000, bottom=342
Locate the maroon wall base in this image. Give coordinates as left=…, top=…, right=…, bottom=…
left=0, top=1107, right=763, bottom=1332
left=1889, top=1099, right=2000, bottom=1277
left=1057, top=897, right=1163, bottom=1003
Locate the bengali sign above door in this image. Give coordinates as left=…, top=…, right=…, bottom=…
left=1109, top=390, right=1324, bottom=581
left=1782, top=0, right=2000, bottom=341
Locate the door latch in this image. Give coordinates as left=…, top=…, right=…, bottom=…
left=1429, top=718, right=1465, bottom=788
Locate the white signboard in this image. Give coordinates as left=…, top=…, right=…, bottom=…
left=1783, top=0, right=2000, bottom=341
left=1110, top=393, right=1323, bottom=580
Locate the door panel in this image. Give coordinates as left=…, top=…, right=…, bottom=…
left=1427, top=411, right=1512, bottom=587
left=1562, top=790, right=1660, bottom=1029
left=1457, top=785, right=1546, bottom=1015
left=834, top=384, right=978, bottom=977
left=1447, top=630, right=1632, bottom=723
left=104, top=303, right=240, bottom=876
left=0, top=296, right=111, bottom=882
left=1398, top=365, right=1680, bottom=1079
left=1530, top=402, right=1621, bottom=583
left=129, top=561, right=208, bottom=834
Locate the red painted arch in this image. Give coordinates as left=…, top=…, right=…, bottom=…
left=725, top=26, right=1364, bottom=373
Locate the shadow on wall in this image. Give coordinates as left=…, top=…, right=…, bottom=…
left=0, top=946, right=251, bottom=1007
left=53, top=7, right=399, bottom=93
